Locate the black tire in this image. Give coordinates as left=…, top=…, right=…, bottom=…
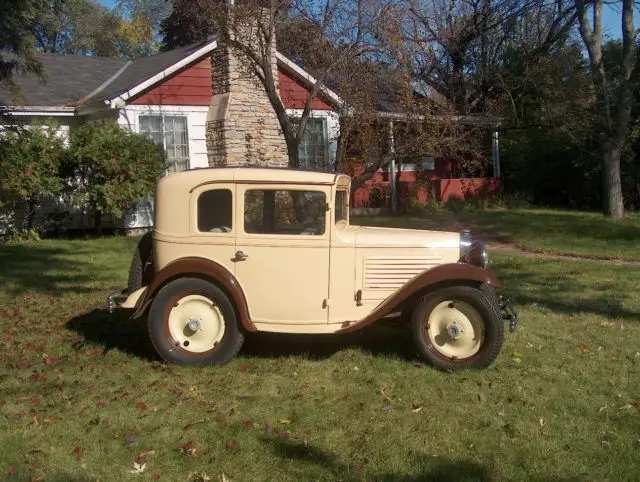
left=128, top=232, right=153, bottom=294
left=410, top=285, right=504, bottom=370
left=147, top=277, right=244, bottom=366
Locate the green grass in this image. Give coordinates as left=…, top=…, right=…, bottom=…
left=353, top=208, right=640, bottom=262
left=1, top=237, right=640, bottom=481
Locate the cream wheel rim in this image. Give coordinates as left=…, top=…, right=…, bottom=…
left=167, top=295, right=225, bottom=353
left=426, top=300, right=484, bottom=359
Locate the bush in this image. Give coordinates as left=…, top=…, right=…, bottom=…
left=0, top=123, right=67, bottom=233
left=67, top=122, right=167, bottom=230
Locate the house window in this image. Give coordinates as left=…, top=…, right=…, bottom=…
left=296, top=117, right=329, bottom=171
left=244, top=189, right=326, bottom=235
left=197, top=189, right=232, bottom=233
left=139, top=115, right=190, bottom=172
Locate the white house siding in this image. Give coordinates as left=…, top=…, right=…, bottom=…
left=118, top=104, right=210, bottom=169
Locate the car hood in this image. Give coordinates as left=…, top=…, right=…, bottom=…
left=339, top=224, right=460, bottom=249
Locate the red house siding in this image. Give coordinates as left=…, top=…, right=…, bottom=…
left=130, top=58, right=212, bottom=106
left=129, top=59, right=333, bottom=111
left=279, top=71, right=333, bottom=110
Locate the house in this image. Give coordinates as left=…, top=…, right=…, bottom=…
left=0, top=36, right=501, bottom=229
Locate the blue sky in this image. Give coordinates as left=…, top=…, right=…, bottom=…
left=95, top=0, right=628, bottom=39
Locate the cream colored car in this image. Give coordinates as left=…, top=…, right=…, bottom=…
left=108, top=168, right=517, bottom=370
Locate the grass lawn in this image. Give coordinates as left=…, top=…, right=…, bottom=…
left=353, top=208, right=640, bottom=262
left=1, top=237, right=639, bottom=481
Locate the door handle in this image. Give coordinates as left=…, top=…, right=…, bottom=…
left=233, top=250, right=249, bottom=261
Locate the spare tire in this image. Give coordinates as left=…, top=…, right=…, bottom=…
left=128, top=232, right=153, bottom=294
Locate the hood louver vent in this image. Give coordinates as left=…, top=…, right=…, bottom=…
left=364, top=256, right=441, bottom=290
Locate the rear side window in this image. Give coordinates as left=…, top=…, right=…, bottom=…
left=244, top=189, right=326, bottom=235
left=198, top=189, right=232, bottom=232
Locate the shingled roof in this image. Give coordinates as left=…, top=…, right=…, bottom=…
left=0, top=39, right=216, bottom=109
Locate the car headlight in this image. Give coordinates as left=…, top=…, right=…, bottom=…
left=459, top=230, right=489, bottom=268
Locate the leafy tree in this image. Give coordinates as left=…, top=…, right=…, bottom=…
left=0, top=0, right=44, bottom=102
left=67, top=122, right=167, bottom=231
left=0, top=123, right=66, bottom=232
left=32, top=0, right=158, bottom=58
left=160, top=0, right=217, bottom=50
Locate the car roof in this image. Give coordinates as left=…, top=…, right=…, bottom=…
left=162, top=167, right=350, bottom=188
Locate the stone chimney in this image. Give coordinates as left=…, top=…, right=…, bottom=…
left=206, top=6, right=288, bottom=167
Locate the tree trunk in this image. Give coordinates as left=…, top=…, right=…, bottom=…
left=601, top=139, right=624, bottom=218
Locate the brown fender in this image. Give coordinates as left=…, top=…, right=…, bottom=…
left=338, top=263, right=500, bottom=333
left=133, top=257, right=256, bottom=332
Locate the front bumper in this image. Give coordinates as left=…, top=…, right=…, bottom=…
left=499, top=293, right=518, bottom=332
left=107, top=289, right=128, bottom=314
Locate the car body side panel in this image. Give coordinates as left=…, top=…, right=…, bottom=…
left=336, top=263, right=500, bottom=333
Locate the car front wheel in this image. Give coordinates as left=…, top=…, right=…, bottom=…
left=411, top=285, right=504, bottom=370
left=148, top=278, right=244, bottom=366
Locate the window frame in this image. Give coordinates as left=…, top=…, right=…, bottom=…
left=196, top=188, right=234, bottom=234
left=189, top=184, right=236, bottom=238
left=138, top=114, right=190, bottom=173
left=239, top=185, right=329, bottom=238
left=294, top=116, right=330, bottom=171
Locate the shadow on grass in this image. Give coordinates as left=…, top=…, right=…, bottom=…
left=264, top=437, right=494, bottom=481
left=264, top=437, right=587, bottom=482
left=66, top=309, right=419, bottom=362
left=65, top=309, right=157, bottom=360
left=498, top=260, right=640, bottom=322
left=0, top=240, right=130, bottom=295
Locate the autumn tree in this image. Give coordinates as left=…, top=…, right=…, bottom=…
left=209, top=0, right=400, bottom=168
left=160, top=0, right=217, bottom=50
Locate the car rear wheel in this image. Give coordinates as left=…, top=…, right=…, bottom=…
left=148, top=278, right=244, bottom=366
left=411, top=285, right=504, bottom=370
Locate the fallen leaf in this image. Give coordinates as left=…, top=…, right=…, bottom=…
left=279, top=419, right=291, bottom=425
left=129, top=462, right=147, bottom=474
left=412, top=404, right=423, bottom=413
left=32, top=416, right=38, bottom=426
left=239, top=365, right=247, bottom=372
left=189, top=386, right=198, bottom=392
left=632, top=440, right=640, bottom=446
left=226, top=440, right=235, bottom=449
left=178, top=441, right=197, bottom=456
left=152, top=474, right=161, bottom=480
left=600, top=441, right=610, bottom=447
left=136, top=401, right=148, bottom=410
left=71, top=446, right=83, bottom=460
left=598, top=405, right=608, bottom=413
left=30, top=476, right=44, bottom=481
left=96, top=401, right=106, bottom=408
left=579, top=344, right=589, bottom=353
left=539, top=417, right=545, bottom=427
left=242, top=420, right=254, bottom=429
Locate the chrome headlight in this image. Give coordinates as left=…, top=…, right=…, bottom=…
left=459, top=230, right=489, bottom=268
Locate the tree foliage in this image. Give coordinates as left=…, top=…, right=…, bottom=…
left=0, top=0, right=44, bottom=102
left=0, top=123, right=66, bottom=230
left=160, top=0, right=217, bottom=50
left=67, top=123, right=167, bottom=229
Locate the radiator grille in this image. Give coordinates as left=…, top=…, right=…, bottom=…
left=363, top=256, right=441, bottom=290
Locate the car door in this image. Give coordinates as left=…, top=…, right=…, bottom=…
left=233, top=184, right=330, bottom=325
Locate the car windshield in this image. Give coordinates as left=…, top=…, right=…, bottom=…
left=335, top=190, right=348, bottom=224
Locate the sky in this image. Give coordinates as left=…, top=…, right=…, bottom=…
left=95, top=0, right=629, bottom=40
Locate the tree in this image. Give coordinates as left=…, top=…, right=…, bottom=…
left=209, top=0, right=399, bottom=168
left=0, top=0, right=43, bottom=102
left=32, top=0, right=158, bottom=58
left=0, top=123, right=66, bottom=232
left=160, top=0, right=216, bottom=50
left=67, top=122, right=167, bottom=231
left=575, top=0, right=637, bottom=218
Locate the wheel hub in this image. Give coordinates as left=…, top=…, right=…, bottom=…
left=446, top=322, right=461, bottom=339
left=167, top=295, right=225, bottom=353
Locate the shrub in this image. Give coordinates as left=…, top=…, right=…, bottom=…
left=67, top=122, right=167, bottom=230
left=0, top=123, right=67, bottom=234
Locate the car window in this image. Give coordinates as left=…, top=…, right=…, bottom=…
left=335, top=190, right=348, bottom=224
left=244, top=189, right=326, bottom=235
left=197, top=189, right=233, bottom=233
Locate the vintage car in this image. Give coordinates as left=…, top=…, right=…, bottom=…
left=108, top=167, right=517, bottom=370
